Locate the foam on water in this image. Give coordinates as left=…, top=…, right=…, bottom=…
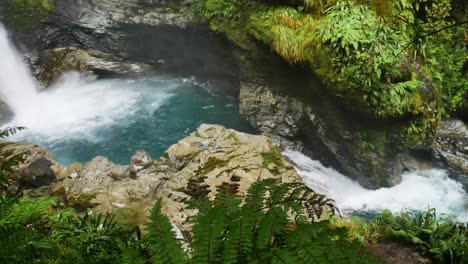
left=11, top=75, right=178, bottom=141
left=0, top=25, right=38, bottom=115
left=0, top=24, right=175, bottom=141
left=283, top=150, right=468, bottom=221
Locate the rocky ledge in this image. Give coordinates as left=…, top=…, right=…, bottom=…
left=3, top=125, right=301, bottom=231
left=33, top=47, right=154, bottom=87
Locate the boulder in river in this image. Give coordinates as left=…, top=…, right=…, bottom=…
left=3, top=125, right=301, bottom=231
left=433, top=118, right=468, bottom=175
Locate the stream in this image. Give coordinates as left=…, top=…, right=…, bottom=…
left=0, top=24, right=466, bottom=221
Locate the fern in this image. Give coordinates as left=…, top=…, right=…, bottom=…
left=191, top=188, right=239, bottom=264
left=0, top=196, right=58, bottom=227
left=0, top=126, right=26, bottom=195
left=0, top=126, right=25, bottom=139
left=120, top=244, right=146, bottom=264
left=222, top=206, right=255, bottom=264
left=145, top=199, right=187, bottom=264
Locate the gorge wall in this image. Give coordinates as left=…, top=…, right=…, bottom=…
left=1, top=0, right=466, bottom=189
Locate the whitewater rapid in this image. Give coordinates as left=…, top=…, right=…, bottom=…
left=0, top=24, right=176, bottom=141
left=284, top=150, right=468, bottom=221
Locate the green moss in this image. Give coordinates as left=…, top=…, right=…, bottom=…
left=68, top=193, right=96, bottom=211
left=225, top=132, right=241, bottom=145
left=198, top=156, right=229, bottom=176
left=261, top=146, right=284, bottom=175
left=6, top=0, right=55, bottom=32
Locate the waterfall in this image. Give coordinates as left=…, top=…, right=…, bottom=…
left=0, top=24, right=39, bottom=116
left=283, top=150, right=468, bottom=221
left=0, top=24, right=173, bottom=140
left=1, top=24, right=466, bottom=221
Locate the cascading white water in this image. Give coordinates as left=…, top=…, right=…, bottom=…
left=0, top=24, right=39, bottom=115
left=283, top=150, right=468, bottom=221
left=0, top=24, right=175, bottom=140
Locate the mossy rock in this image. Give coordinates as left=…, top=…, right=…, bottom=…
left=5, top=0, right=55, bottom=32
left=198, top=156, right=229, bottom=176
left=261, top=145, right=284, bottom=175
left=67, top=193, right=97, bottom=211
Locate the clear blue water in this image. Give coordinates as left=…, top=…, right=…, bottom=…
left=13, top=76, right=255, bottom=165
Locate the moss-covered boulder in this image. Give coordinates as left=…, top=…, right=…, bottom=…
left=4, top=125, right=302, bottom=229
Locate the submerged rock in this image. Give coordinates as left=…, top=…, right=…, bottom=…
left=433, top=118, right=468, bottom=175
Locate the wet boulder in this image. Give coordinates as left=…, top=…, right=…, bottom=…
left=37, top=47, right=154, bottom=86
left=21, top=157, right=56, bottom=187
left=433, top=118, right=468, bottom=175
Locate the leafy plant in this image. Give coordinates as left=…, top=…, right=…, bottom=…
left=143, top=179, right=384, bottom=263
left=351, top=209, right=467, bottom=264
left=0, top=126, right=25, bottom=195
left=0, top=195, right=140, bottom=263
left=6, top=0, right=55, bottom=32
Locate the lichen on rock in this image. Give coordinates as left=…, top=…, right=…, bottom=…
left=4, top=124, right=302, bottom=232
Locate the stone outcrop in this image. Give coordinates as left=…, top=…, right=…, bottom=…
left=5, top=125, right=301, bottom=230
left=433, top=118, right=468, bottom=175
left=0, top=143, right=60, bottom=192
left=21, top=157, right=55, bottom=188
left=3, top=0, right=240, bottom=93
left=129, top=149, right=153, bottom=178
left=1, top=0, right=440, bottom=189
left=36, top=47, right=154, bottom=86
left=238, top=55, right=406, bottom=189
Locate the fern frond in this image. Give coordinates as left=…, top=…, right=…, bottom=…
left=222, top=206, right=255, bottom=264
left=255, top=206, right=289, bottom=251
left=145, top=199, right=187, bottom=264
left=192, top=187, right=239, bottom=263
left=119, top=244, right=146, bottom=264
left=0, top=196, right=57, bottom=228
left=0, top=127, right=25, bottom=139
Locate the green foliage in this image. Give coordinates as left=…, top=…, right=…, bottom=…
left=261, top=146, right=285, bottom=174
left=6, top=0, right=55, bottom=32
left=145, top=179, right=384, bottom=263
left=200, top=0, right=466, bottom=146
left=145, top=199, right=187, bottom=264
left=0, top=195, right=140, bottom=263
left=0, top=127, right=25, bottom=195
left=426, top=26, right=467, bottom=114
left=352, top=209, right=467, bottom=264
left=204, top=0, right=244, bottom=22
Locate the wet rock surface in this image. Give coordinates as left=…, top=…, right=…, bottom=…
left=1, top=0, right=240, bottom=93
left=21, top=157, right=55, bottom=187
left=36, top=47, right=154, bottom=86
left=239, top=56, right=405, bottom=189
left=433, top=118, right=468, bottom=175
